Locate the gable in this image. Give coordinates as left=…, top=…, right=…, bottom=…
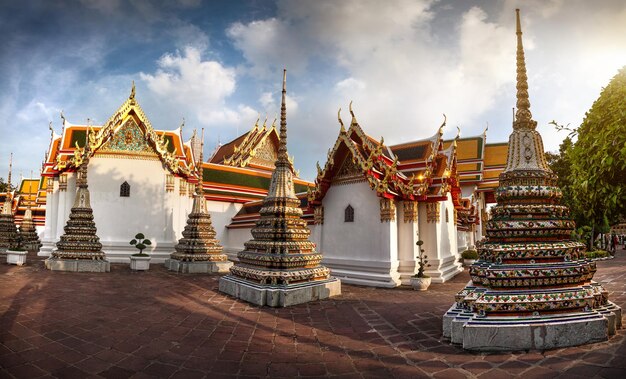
left=249, top=134, right=278, bottom=168
left=99, top=118, right=158, bottom=155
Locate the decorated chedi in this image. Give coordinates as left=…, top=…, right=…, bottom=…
left=165, top=129, right=233, bottom=273
left=0, top=153, right=19, bottom=255
left=19, top=172, right=42, bottom=252
left=443, top=9, right=621, bottom=351
left=220, top=70, right=341, bottom=307
left=46, top=137, right=110, bottom=272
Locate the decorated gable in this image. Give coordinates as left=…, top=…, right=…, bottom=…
left=100, top=117, right=157, bottom=155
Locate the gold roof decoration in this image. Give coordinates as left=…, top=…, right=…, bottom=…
left=309, top=107, right=461, bottom=205
left=220, top=116, right=282, bottom=169
left=55, top=84, right=192, bottom=177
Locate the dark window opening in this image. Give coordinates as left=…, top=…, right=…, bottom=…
left=345, top=205, right=354, bottom=222
left=120, top=181, right=130, bottom=197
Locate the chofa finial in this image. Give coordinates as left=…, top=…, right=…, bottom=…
left=130, top=81, right=136, bottom=100
left=338, top=108, right=345, bottom=133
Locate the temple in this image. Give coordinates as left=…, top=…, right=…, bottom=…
left=219, top=70, right=341, bottom=307
left=36, top=84, right=314, bottom=263
left=442, top=9, right=621, bottom=351
left=2, top=86, right=509, bottom=284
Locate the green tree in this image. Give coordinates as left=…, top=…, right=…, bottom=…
left=0, top=177, right=15, bottom=192
left=569, top=66, right=626, bottom=235
left=545, top=137, right=575, bottom=214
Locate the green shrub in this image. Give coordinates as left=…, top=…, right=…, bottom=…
left=461, top=249, right=478, bottom=259
left=130, top=233, right=152, bottom=256
left=585, top=250, right=610, bottom=259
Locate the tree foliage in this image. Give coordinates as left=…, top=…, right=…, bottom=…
left=569, top=66, right=626, bottom=227
left=0, top=177, right=15, bottom=193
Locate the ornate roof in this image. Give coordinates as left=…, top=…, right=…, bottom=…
left=209, top=118, right=283, bottom=171
left=308, top=107, right=460, bottom=205
left=42, top=84, right=195, bottom=178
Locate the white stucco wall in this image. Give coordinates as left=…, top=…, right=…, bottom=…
left=318, top=181, right=400, bottom=287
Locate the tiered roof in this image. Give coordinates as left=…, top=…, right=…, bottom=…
left=210, top=118, right=281, bottom=170
left=307, top=106, right=460, bottom=206
left=13, top=177, right=45, bottom=226
left=42, top=84, right=196, bottom=179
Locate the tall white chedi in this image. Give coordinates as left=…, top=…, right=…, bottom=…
left=442, top=9, right=621, bottom=351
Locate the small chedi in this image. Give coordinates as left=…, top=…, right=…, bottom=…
left=46, top=140, right=110, bottom=272
left=443, top=9, right=621, bottom=351
left=0, top=153, right=19, bottom=255
left=165, top=129, right=233, bottom=273
left=219, top=70, right=341, bottom=307
left=20, top=204, right=41, bottom=252
left=19, top=172, right=42, bottom=252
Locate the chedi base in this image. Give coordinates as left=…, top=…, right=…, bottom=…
left=219, top=275, right=341, bottom=307
left=165, top=258, right=233, bottom=273
left=443, top=300, right=622, bottom=351
left=45, top=258, right=110, bottom=272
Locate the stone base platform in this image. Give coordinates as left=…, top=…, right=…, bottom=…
left=164, top=259, right=233, bottom=273
left=45, top=258, right=110, bottom=272
left=219, top=275, right=341, bottom=307
left=443, top=301, right=622, bottom=351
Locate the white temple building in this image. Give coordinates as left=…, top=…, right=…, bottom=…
left=10, top=85, right=507, bottom=285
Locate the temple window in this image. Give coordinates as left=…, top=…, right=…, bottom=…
left=445, top=208, right=449, bottom=223
left=120, top=181, right=130, bottom=197
left=345, top=205, right=354, bottom=222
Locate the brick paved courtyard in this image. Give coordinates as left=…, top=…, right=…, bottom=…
left=1, top=252, right=625, bottom=379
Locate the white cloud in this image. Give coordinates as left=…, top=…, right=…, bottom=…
left=258, top=91, right=298, bottom=116
left=335, top=78, right=366, bottom=93
left=140, top=46, right=255, bottom=127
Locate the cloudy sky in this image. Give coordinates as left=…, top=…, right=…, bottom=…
left=1, top=0, right=625, bottom=181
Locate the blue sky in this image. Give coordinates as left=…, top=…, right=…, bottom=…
left=1, top=0, right=625, bottom=181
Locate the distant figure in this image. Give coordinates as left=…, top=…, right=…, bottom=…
left=610, top=233, right=617, bottom=255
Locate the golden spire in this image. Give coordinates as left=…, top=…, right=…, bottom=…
left=196, top=128, right=205, bottom=195
left=76, top=131, right=91, bottom=188
left=277, top=69, right=289, bottom=164
left=6, top=152, right=12, bottom=193
left=514, top=9, right=536, bottom=130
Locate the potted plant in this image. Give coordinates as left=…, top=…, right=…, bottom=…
left=6, top=233, right=27, bottom=266
left=461, top=249, right=478, bottom=266
left=410, top=238, right=432, bottom=291
left=129, top=233, right=152, bottom=271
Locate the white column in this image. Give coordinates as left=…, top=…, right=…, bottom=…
left=397, top=201, right=419, bottom=285
left=39, top=178, right=59, bottom=256
left=418, top=198, right=462, bottom=283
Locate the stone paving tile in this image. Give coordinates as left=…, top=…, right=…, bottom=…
left=1, top=252, right=626, bottom=378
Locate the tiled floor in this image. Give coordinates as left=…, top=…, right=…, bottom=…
left=1, top=251, right=625, bottom=378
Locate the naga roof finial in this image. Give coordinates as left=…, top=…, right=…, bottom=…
left=130, top=80, right=136, bottom=100
left=514, top=9, right=536, bottom=130
left=439, top=114, right=447, bottom=135
left=338, top=108, right=345, bottom=133
left=349, top=100, right=357, bottom=125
